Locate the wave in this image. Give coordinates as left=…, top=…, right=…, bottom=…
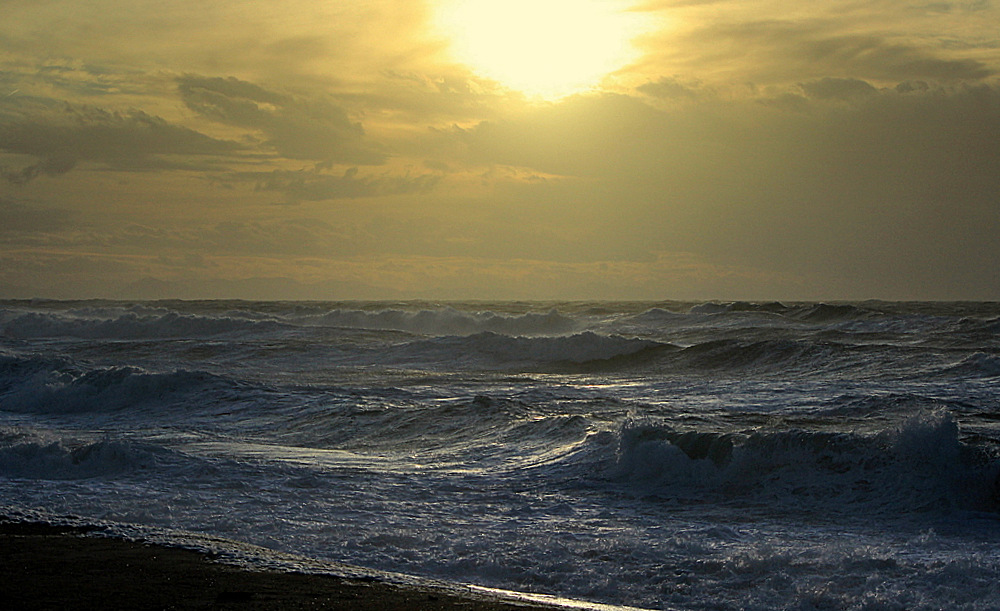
left=303, top=307, right=578, bottom=337
left=787, top=303, right=880, bottom=323
left=379, top=332, right=892, bottom=376
left=0, top=434, right=163, bottom=480
left=624, top=307, right=689, bottom=324
left=939, top=352, right=1000, bottom=378
left=606, top=413, right=1000, bottom=515
left=667, top=338, right=852, bottom=375
left=0, top=354, right=244, bottom=414
left=307, top=394, right=536, bottom=450
left=1, top=309, right=284, bottom=340
left=955, top=315, right=1000, bottom=336
left=687, top=301, right=890, bottom=324
left=382, top=331, right=665, bottom=369
left=688, top=301, right=789, bottom=315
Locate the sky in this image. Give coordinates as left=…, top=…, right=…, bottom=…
left=1, top=0, right=998, bottom=301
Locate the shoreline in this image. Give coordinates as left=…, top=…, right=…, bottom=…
left=0, top=518, right=574, bottom=610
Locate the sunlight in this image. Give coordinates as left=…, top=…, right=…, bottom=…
left=434, top=0, right=645, bottom=100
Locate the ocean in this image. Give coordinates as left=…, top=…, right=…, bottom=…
left=1, top=299, right=998, bottom=609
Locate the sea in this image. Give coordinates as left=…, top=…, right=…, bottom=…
left=1, top=299, right=999, bottom=610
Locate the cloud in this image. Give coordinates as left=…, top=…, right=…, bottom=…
left=796, top=32, right=994, bottom=81
left=0, top=198, right=74, bottom=233
left=458, top=82, right=1000, bottom=298
left=0, top=97, right=239, bottom=183
left=177, top=75, right=387, bottom=164
left=1, top=156, right=77, bottom=186
left=2, top=0, right=998, bottom=300
left=650, top=14, right=995, bottom=87
left=637, top=77, right=702, bottom=100
left=243, top=165, right=441, bottom=202
left=799, top=77, right=878, bottom=100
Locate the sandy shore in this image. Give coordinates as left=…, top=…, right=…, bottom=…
left=0, top=519, right=565, bottom=610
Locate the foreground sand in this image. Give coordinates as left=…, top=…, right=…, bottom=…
left=0, top=520, right=564, bottom=610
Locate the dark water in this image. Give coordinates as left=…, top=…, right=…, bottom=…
left=1, top=300, right=999, bottom=609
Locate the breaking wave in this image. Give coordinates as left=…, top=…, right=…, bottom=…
left=0, top=354, right=244, bottom=414
left=606, top=413, right=1000, bottom=515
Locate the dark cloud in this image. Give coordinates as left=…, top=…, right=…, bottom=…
left=1, top=156, right=77, bottom=185
left=243, top=165, right=441, bottom=202
left=0, top=98, right=239, bottom=183
left=895, top=80, right=932, bottom=93
left=637, top=77, right=702, bottom=100
left=800, top=77, right=878, bottom=100
left=177, top=75, right=387, bottom=164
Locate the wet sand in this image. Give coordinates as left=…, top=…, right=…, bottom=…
left=0, top=520, right=563, bottom=610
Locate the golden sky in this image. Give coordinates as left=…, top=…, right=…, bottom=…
left=1, top=0, right=998, bottom=300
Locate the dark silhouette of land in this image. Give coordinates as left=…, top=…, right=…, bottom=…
left=0, top=520, right=562, bottom=610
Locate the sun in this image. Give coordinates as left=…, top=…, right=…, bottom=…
left=434, top=0, right=645, bottom=100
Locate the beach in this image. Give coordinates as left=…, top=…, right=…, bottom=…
left=0, top=520, right=560, bottom=611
